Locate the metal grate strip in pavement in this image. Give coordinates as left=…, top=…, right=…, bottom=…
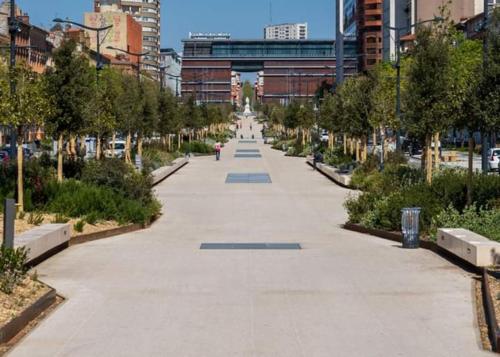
left=225, top=173, right=272, bottom=184
left=238, top=140, right=257, bottom=144
left=236, top=149, right=260, bottom=153
left=200, top=243, right=301, bottom=250
left=234, top=154, right=262, bottom=158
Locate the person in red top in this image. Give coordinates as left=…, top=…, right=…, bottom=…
left=215, top=142, right=221, bottom=161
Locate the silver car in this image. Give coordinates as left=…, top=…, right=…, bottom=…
left=489, top=148, right=500, bottom=171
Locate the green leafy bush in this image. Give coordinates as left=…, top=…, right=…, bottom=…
left=431, top=206, right=500, bottom=242
left=181, top=141, right=214, bottom=154
left=323, top=146, right=355, bottom=167
left=142, top=147, right=178, bottom=172
left=346, top=166, right=500, bottom=236
left=27, top=212, right=44, bottom=226
left=73, top=219, right=86, bottom=233
left=0, top=246, right=28, bottom=294
left=52, top=213, right=70, bottom=224
left=81, top=159, right=153, bottom=206
left=43, top=180, right=160, bottom=225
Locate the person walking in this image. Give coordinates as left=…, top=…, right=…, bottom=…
left=215, top=142, right=221, bottom=161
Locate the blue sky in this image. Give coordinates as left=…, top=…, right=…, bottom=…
left=18, top=0, right=335, bottom=52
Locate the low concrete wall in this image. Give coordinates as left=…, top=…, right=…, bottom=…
left=437, top=228, right=500, bottom=267
left=15, top=224, right=70, bottom=264
left=307, top=159, right=352, bottom=187
left=151, top=157, right=189, bottom=186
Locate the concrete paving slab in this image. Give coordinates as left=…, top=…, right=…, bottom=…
left=9, top=117, right=489, bottom=357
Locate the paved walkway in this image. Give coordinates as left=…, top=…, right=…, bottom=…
left=10, top=117, right=488, bottom=356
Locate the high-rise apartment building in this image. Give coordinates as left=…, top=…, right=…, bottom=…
left=358, top=0, right=383, bottom=70
left=382, top=0, right=494, bottom=61
left=264, top=23, right=308, bottom=40
left=94, top=0, right=161, bottom=79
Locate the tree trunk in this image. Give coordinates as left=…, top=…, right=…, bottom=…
left=362, top=136, right=368, bottom=162
left=79, top=135, right=86, bottom=158
left=69, top=135, right=77, bottom=160
left=96, top=136, right=102, bottom=161
left=467, top=137, right=474, bottom=206
left=17, top=134, right=24, bottom=213
left=372, top=131, right=377, bottom=154
left=178, top=133, right=182, bottom=150
left=137, top=135, right=143, bottom=157
left=301, top=128, right=306, bottom=146
left=434, top=132, right=440, bottom=170
left=426, top=134, right=433, bottom=184
left=57, top=134, right=63, bottom=183
left=111, top=132, right=116, bottom=158
left=343, top=134, right=347, bottom=154
left=328, top=132, right=334, bottom=150
left=355, top=139, right=360, bottom=162
left=125, top=131, right=132, bottom=164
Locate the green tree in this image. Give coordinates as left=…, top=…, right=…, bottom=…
left=338, top=75, right=373, bottom=162
left=477, top=8, right=500, bottom=153
left=158, top=89, right=182, bottom=151
left=137, top=79, right=159, bottom=157
left=403, top=24, right=454, bottom=182
left=0, top=64, right=51, bottom=211
left=45, top=40, right=94, bottom=181
left=297, top=102, right=315, bottom=145
left=86, top=67, right=120, bottom=160
left=183, top=95, right=202, bottom=143
left=242, top=80, right=254, bottom=106
left=369, top=62, right=397, bottom=155
left=115, top=73, right=142, bottom=163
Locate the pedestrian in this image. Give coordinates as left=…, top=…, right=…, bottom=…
left=215, top=141, right=221, bottom=161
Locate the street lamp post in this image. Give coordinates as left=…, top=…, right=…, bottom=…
left=481, top=0, right=490, bottom=173
left=8, top=0, right=19, bottom=159
left=53, top=18, right=113, bottom=74
left=385, top=17, right=443, bottom=151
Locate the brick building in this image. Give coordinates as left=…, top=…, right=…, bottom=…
left=182, top=39, right=358, bottom=104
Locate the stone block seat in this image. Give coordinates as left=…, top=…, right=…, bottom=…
left=437, top=228, right=500, bottom=267
left=14, top=224, right=70, bottom=264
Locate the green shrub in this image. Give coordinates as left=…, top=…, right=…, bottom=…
left=142, top=147, right=177, bottom=172
left=43, top=180, right=160, bottom=225
left=431, top=206, right=500, bottom=242
left=81, top=159, right=153, bottom=206
left=0, top=246, right=28, bottom=294
left=52, top=213, right=70, bottom=224
left=27, top=212, right=44, bottom=226
left=181, top=141, right=214, bottom=154
left=73, top=219, right=86, bottom=233
left=323, top=146, right=355, bottom=167
left=85, top=212, right=99, bottom=225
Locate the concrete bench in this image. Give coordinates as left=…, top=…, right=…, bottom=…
left=14, top=224, right=70, bottom=264
left=151, top=157, right=189, bottom=186
left=437, top=228, right=500, bottom=267
left=307, top=158, right=352, bottom=187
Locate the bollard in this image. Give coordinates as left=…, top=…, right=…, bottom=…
left=401, top=207, right=421, bottom=249
left=3, top=198, right=15, bottom=249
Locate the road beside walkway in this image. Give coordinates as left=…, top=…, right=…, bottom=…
left=9, top=117, right=488, bottom=356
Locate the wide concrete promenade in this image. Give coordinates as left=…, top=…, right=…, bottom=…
left=10, top=117, right=488, bottom=356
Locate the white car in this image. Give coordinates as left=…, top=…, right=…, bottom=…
left=105, top=141, right=126, bottom=158
left=489, top=148, right=500, bottom=171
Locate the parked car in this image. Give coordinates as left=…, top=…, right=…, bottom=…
left=321, top=130, right=329, bottom=143
left=489, top=148, right=500, bottom=172
left=104, top=140, right=126, bottom=158
left=0, top=150, right=9, bottom=164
